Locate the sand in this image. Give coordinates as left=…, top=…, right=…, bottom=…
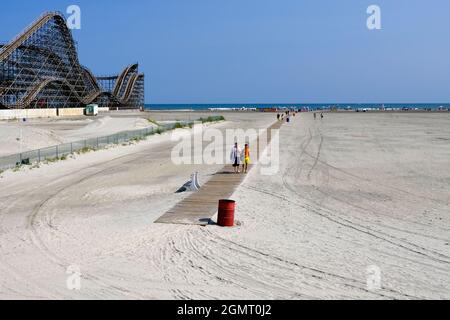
left=0, top=113, right=155, bottom=157
left=0, top=110, right=246, bottom=157
left=0, top=112, right=449, bottom=299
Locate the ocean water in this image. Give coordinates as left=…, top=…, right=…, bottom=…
left=145, top=103, right=450, bottom=111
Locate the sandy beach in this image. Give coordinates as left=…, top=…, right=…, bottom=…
left=0, top=111, right=246, bottom=158
left=0, top=111, right=449, bottom=299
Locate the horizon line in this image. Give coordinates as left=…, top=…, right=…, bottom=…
left=144, top=102, right=450, bottom=105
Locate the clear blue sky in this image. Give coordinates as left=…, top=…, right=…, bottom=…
left=1, top=0, right=450, bottom=104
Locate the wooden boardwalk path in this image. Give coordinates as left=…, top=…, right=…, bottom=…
left=155, top=119, right=284, bottom=226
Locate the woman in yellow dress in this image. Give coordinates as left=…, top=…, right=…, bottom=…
left=242, top=144, right=250, bottom=173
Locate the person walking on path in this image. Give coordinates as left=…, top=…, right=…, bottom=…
left=321, top=113, right=324, bottom=119
left=241, top=144, right=251, bottom=174
left=230, top=142, right=242, bottom=173
left=314, top=112, right=317, bottom=120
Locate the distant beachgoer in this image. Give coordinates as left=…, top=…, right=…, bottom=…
left=242, top=144, right=250, bottom=173
left=230, top=142, right=241, bottom=173
left=314, top=112, right=317, bottom=120
left=277, top=114, right=280, bottom=120
left=321, top=113, right=324, bottom=119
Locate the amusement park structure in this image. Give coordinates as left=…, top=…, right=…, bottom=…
left=0, top=12, right=144, bottom=110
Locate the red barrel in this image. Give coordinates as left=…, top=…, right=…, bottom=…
left=217, top=199, right=235, bottom=227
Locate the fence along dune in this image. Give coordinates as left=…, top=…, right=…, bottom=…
left=0, top=116, right=226, bottom=171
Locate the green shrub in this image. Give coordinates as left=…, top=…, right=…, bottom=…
left=174, top=122, right=184, bottom=129
left=198, top=116, right=225, bottom=123
left=77, top=147, right=94, bottom=154
left=147, top=118, right=159, bottom=126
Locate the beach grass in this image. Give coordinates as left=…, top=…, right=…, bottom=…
left=147, top=118, right=160, bottom=126
left=173, top=122, right=185, bottom=129
left=77, top=146, right=95, bottom=154
left=198, top=116, right=225, bottom=123
left=2, top=114, right=226, bottom=174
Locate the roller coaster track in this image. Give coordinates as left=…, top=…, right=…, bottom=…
left=0, top=12, right=63, bottom=62
left=120, top=73, right=140, bottom=102
left=82, top=90, right=118, bottom=105
left=81, top=66, right=101, bottom=91
left=9, top=73, right=142, bottom=109
left=112, top=64, right=137, bottom=97
left=0, top=60, right=96, bottom=108
left=72, top=62, right=141, bottom=105
left=12, top=73, right=138, bottom=108
left=16, top=78, right=61, bottom=108
left=11, top=78, right=108, bottom=108
left=2, top=47, right=103, bottom=102
left=0, top=12, right=144, bottom=109
left=3, top=45, right=83, bottom=86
